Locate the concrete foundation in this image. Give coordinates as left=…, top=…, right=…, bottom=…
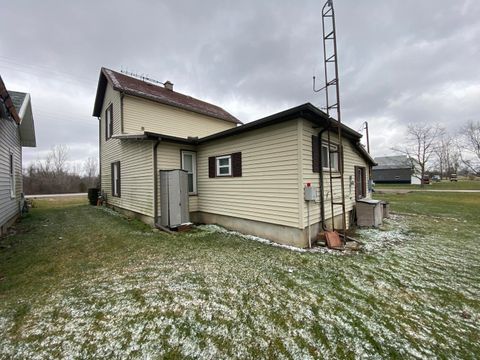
left=107, top=204, right=155, bottom=226
left=107, top=204, right=352, bottom=249
left=0, top=213, right=19, bottom=237
left=191, top=211, right=308, bottom=248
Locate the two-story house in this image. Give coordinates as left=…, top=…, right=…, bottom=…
left=0, top=76, right=36, bottom=235
left=93, top=68, right=374, bottom=248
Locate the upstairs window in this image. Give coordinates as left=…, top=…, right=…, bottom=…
left=111, top=161, right=121, bottom=197
left=9, top=152, right=14, bottom=198
left=181, top=151, right=197, bottom=194
left=105, top=104, right=113, bottom=140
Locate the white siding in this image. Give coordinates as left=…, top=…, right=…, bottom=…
left=0, top=117, right=21, bottom=227
left=100, top=85, right=154, bottom=217
left=196, top=121, right=302, bottom=228
left=301, top=119, right=371, bottom=228
left=123, top=96, right=236, bottom=138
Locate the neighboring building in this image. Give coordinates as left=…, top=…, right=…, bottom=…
left=93, top=68, right=375, bottom=248
left=373, top=155, right=420, bottom=184
left=0, top=76, right=36, bottom=235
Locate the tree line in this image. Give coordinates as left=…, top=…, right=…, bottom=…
left=392, top=120, right=480, bottom=182
left=23, top=145, right=99, bottom=195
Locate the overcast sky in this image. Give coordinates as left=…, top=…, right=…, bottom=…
left=1, top=0, right=479, bottom=169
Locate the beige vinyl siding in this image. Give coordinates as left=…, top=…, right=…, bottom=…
left=156, top=142, right=198, bottom=214
left=123, top=95, right=236, bottom=138
left=0, top=117, right=21, bottom=227
left=100, top=85, right=154, bottom=217
left=301, top=119, right=370, bottom=228
left=196, top=120, right=302, bottom=228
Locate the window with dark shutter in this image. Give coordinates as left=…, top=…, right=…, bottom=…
left=231, top=152, right=242, bottom=177
left=312, top=135, right=320, bottom=173
left=208, top=157, right=216, bottom=178
left=105, top=104, right=113, bottom=140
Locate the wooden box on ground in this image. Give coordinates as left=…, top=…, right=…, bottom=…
left=356, top=199, right=383, bottom=227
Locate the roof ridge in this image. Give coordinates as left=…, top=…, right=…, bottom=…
left=101, top=67, right=241, bottom=124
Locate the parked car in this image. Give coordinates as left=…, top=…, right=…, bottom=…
left=450, top=173, right=458, bottom=182
left=432, top=175, right=441, bottom=182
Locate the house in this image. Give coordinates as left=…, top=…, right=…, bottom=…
left=0, top=76, right=36, bottom=235
left=92, top=68, right=375, bottom=248
left=373, top=155, right=421, bottom=184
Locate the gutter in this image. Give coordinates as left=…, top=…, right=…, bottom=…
left=18, top=93, right=30, bottom=122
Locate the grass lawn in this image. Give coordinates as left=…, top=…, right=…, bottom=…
left=374, top=179, right=480, bottom=190
left=0, top=195, right=479, bottom=358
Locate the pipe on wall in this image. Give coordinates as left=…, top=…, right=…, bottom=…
left=318, top=121, right=331, bottom=231
left=153, top=140, right=161, bottom=224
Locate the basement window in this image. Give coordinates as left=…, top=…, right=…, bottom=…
left=216, top=155, right=231, bottom=176
left=181, top=150, right=197, bottom=194
left=321, top=143, right=339, bottom=171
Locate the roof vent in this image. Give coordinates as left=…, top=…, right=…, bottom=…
left=164, top=81, right=174, bottom=91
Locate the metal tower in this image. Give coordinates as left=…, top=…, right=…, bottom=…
left=313, top=0, right=347, bottom=244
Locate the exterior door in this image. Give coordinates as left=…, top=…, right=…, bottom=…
left=355, top=166, right=366, bottom=200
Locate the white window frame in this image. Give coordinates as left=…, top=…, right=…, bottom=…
left=216, top=155, right=232, bottom=176
left=106, top=105, right=113, bottom=139
left=322, top=143, right=339, bottom=172
left=112, top=162, right=120, bottom=197
left=181, top=150, right=197, bottom=194
left=9, top=152, right=15, bottom=198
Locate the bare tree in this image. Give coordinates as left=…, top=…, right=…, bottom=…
left=51, top=144, right=70, bottom=174
left=393, top=123, right=444, bottom=187
left=83, top=157, right=98, bottom=179
left=459, top=120, right=480, bottom=176
left=434, top=133, right=460, bottom=179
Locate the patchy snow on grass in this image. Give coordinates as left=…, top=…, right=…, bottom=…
left=196, top=224, right=307, bottom=253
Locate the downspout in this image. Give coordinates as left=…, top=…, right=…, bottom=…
left=120, top=92, right=125, bottom=134
left=153, top=139, right=160, bottom=224
left=98, top=117, right=102, bottom=189
left=318, top=121, right=331, bottom=231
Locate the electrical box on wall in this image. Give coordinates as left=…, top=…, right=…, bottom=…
left=304, top=183, right=316, bottom=201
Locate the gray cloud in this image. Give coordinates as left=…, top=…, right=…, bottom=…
left=1, top=0, right=478, bottom=166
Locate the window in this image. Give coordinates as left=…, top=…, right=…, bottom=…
left=321, top=143, right=339, bottom=171
left=181, top=151, right=197, bottom=194
left=105, top=104, right=113, bottom=140
left=216, top=155, right=231, bottom=176
left=9, top=152, right=14, bottom=198
left=111, top=161, right=121, bottom=197
left=209, top=153, right=242, bottom=178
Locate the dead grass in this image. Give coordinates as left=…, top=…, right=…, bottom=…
left=0, top=195, right=479, bottom=358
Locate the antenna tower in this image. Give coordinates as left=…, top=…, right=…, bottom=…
left=313, top=0, right=347, bottom=244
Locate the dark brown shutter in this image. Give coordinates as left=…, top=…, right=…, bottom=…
left=232, top=152, right=242, bottom=177
left=312, top=135, right=320, bottom=173
left=108, top=105, right=113, bottom=138
left=117, top=162, right=121, bottom=197
left=111, top=162, right=114, bottom=194
left=208, top=156, right=216, bottom=178
left=105, top=107, right=109, bottom=141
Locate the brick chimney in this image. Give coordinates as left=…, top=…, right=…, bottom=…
left=164, top=81, right=173, bottom=91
